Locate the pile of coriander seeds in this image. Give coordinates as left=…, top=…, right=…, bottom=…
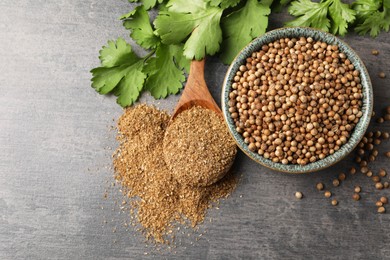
left=228, top=36, right=363, bottom=165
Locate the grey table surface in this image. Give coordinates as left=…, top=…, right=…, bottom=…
left=1, top=0, right=390, bottom=259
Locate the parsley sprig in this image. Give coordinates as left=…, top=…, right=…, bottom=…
left=91, top=0, right=389, bottom=107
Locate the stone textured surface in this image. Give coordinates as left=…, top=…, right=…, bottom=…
left=1, top=1, right=390, bottom=259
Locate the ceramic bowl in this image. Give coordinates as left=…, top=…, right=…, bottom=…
left=221, top=27, right=373, bottom=173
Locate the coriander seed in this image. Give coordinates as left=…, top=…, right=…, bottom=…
left=354, top=186, right=361, bottom=193
left=350, top=167, right=356, bottom=175
left=377, top=117, right=384, bottom=123
left=386, top=151, right=390, bottom=158
left=378, top=206, right=386, bottom=214
left=384, top=182, right=389, bottom=189
left=295, top=191, right=303, bottom=199
left=382, top=132, right=390, bottom=139
left=338, top=173, right=346, bottom=181
left=376, top=182, right=384, bottom=190
left=352, top=193, right=360, bottom=201
left=379, top=169, right=387, bottom=177
left=331, top=199, right=338, bottom=206
left=361, top=166, right=368, bottom=174
left=366, top=171, right=373, bottom=177
left=333, top=179, right=340, bottom=187
left=372, top=176, right=380, bottom=183
left=371, top=49, right=379, bottom=55
left=380, top=196, right=388, bottom=204
left=324, top=191, right=332, bottom=198
left=316, top=183, right=324, bottom=191
left=379, top=72, right=386, bottom=78
left=376, top=201, right=383, bottom=207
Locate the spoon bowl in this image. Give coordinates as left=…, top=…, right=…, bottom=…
left=171, top=59, right=221, bottom=120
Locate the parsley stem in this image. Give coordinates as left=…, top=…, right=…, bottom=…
left=143, top=50, right=155, bottom=62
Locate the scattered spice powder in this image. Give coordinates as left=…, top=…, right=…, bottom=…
left=113, top=104, right=238, bottom=243
left=163, top=106, right=237, bottom=187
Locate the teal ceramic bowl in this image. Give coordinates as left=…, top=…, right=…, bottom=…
left=221, top=27, right=373, bottom=173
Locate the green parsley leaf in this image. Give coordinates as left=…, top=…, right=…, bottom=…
left=352, top=0, right=381, bottom=19
left=286, top=0, right=355, bottom=36
left=127, top=0, right=165, bottom=10
left=286, top=0, right=331, bottom=31
left=90, top=38, right=147, bottom=107
left=208, top=0, right=241, bottom=9
left=121, top=6, right=160, bottom=49
left=328, top=0, right=356, bottom=35
left=154, top=0, right=223, bottom=60
left=354, top=0, right=390, bottom=37
left=144, top=44, right=189, bottom=98
left=98, top=37, right=139, bottom=68
left=220, top=0, right=271, bottom=64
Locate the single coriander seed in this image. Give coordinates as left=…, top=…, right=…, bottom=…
left=295, top=191, right=303, bottom=199
left=376, top=182, right=384, bottom=190
left=380, top=196, right=388, bottom=204
left=379, top=72, right=386, bottom=78
left=386, top=151, right=390, bottom=158
left=372, top=176, right=380, bottom=183
left=376, top=201, right=383, bottom=207
left=324, top=191, right=332, bottom=198
left=371, top=49, right=379, bottom=55
left=338, top=173, right=346, bottom=181
left=366, top=171, right=373, bottom=177
left=352, top=193, right=360, bottom=201
left=378, top=206, right=386, bottom=214
left=350, top=167, right=356, bottom=175
left=361, top=166, right=368, bottom=174
left=333, top=179, right=340, bottom=187
left=384, top=182, right=389, bottom=189
left=379, top=169, right=387, bottom=177
left=331, top=199, right=338, bottom=206
left=354, top=186, right=361, bottom=193
left=316, top=183, right=324, bottom=191
left=377, top=117, right=384, bottom=123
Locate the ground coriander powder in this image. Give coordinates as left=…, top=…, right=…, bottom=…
left=113, top=104, right=238, bottom=243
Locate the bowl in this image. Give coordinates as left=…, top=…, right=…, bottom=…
left=221, top=27, right=373, bottom=173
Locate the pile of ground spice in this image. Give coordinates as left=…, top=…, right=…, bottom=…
left=163, top=106, right=237, bottom=187
left=113, top=104, right=238, bottom=243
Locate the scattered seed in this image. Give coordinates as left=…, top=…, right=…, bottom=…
left=376, top=201, right=384, bottom=207
left=331, top=199, right=338, bottom=206
left=361, top=166, right=368, bottom=174
left=352, top=193, right=360, bottom=201
left=375, top=182, right=384, bottom=190
left=316, top=183, right=324, bottom=191
left=350, top=167, right=356, bottom=175
left=324, top=191, right=332, bottom=198
left=360, top=161, right=368, bottom=167
left=333, top=179, right=340, bottom=187
left=368, top=155, right=376, bottom=162
left=366, top=171, right=373, bottom=177
left=354, top=186, right=361, bottom=193
left=372, top=176, right=381, bottom=183
left=295, top=191, right=303, bottom=199
left=385, top=114, right=390, bottom=121
left=382, top=132, right=390, bottom=139
left=355, top=156, right=362, bottom=163
left=338, top=173, right=346, bottom=181
left=374, top=139, right=381, bottom=145
left=371, top=49, right=379, bottom=55
left=374, top=131, right=382, bottom=138
left=378, top=206, right=386, bottom=214
left=372, top=149, right=379, bottom=157
left=384, top=182, right=389, bottom=189
left=386, top=152, right=390, bottom=158
left=386, top=106, right=390, bottom=114
left=377, top=117, right=384, bottom=123
left=380, top=196, right=388, bottom=204
left=379, top=169, right=387, bottom=177
left=379, top=72, right=386, bottom=78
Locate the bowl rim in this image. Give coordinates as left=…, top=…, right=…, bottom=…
left=221, top=27, right=373, bottom=174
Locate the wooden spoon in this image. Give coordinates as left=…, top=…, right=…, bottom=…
left=171, top=59, right=221, bottom=120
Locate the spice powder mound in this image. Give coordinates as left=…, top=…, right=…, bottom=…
left=113, top=104, right=238, bottom=243
left=163, top=106, right=237, bottom=187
